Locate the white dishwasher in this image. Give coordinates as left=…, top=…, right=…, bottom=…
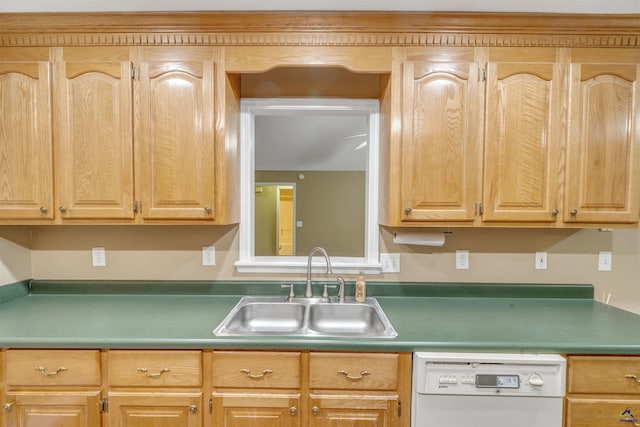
left=412, top=352, right=566, bottom=427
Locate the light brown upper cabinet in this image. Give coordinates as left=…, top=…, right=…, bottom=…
left=0, top=48, right=54, bottom=220
left=53, top=47, right=135, bottom=220
left=52, top=46, right=239, bottom=224
left=564, top=49, right=640, bottom=224
left=483, top=48, right=564, bottom=223
left=398, top=48, right=482, bottom=224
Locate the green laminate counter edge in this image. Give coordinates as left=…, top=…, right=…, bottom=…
left=0, top=280, right=638, bottom=354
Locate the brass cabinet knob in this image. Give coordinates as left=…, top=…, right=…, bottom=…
left=289, top=407, right=297, bottom=416
left=312, top=406, right=320, bottom=416
left=189, top=405, right=197, bottom=413
left=552, top=209, right=559, bottom=216
left=40, top=206, right=48, bottom=213
left=404, top=207, right=412, bottom=214
left=204, top=206, right=212, bottom=214
left=2, top=402, right=14, bottom=412
left=571, top=209, right=578, bottom=216
left=59, top=206, right=67, bottom=213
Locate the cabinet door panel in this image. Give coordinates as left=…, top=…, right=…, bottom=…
left=108, top=392, right=201, bottom=427
left=401, top=61, right=481, bottom=222
left=4, top=391, right=101, bottom=427
left=212, top=392, right=300, bottom=427
left=484, top=56, right=562, bottom=222
left=309, top=395, right=397, bottom=427
left=0, top=55, right=53, bottom=219
left=54, top=47, right=134, bottom=219
left=566, top=49, right=640, bottom=223
left=566, top=397, right=640, bottom=427
left=137, top=51, right=216, bottom=220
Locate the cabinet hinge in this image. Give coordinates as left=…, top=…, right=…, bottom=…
left=133, top=201, right=142, bottom=214
left=475, top=203, right=484, bottom=216
left=99, top=398, right=108, bottom=413
left=132, top=67, right=140, bottom=81
left=398, top=401, right=402, bottom=417
left=209, top=398, right=213, bottom=414
left=479, top=67, right=487, bottom=82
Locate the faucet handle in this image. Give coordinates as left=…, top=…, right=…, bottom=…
left=336, top=276, right=346, bottom=303
left=322, top=284, right=337, bottom=301
left=281, top=284, right=295, bottom=301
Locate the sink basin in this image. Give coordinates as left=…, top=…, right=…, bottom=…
left=213, top=296, right=397, bottom=338
left=308, top=303, right=387, bottom=335
left=223, top=301, right=305, bottom=334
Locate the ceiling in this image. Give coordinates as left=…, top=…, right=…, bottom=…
left=1, top=0, right=639, bottom=13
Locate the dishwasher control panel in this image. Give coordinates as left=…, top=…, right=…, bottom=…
left=414, top=352, right=566, bottom=397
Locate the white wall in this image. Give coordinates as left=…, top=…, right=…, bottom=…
left=0, top=227, right=32, bottom=285
left=18, top=225, right=640, bottom=314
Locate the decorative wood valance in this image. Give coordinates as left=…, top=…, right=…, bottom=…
left=0, top=12, right=639, bottom=47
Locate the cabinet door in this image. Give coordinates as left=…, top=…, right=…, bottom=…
left=565, top=49, right=640, bottom=224
left=108, top=392, right=201, bottom=427
left=137, top=47, right=216, bottom=221
left=53, top=47, right=134, bottom=220
left=483, top=48, right=563, bottom=222
left=309, top=395, right=398, bottom=427
left=212, top=392, right=300, bottom=427
left=3, top=390, right=101, bottom=427
left=566, top=397, right=640, bottom=427
left=0, top=48, right=53, bottom=220
left=401, top=60, right=482, bottom=222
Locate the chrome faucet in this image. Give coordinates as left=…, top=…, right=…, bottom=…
left=305, top=246, right=332, bottom=298
left=336, top=276, right=346, bottom=303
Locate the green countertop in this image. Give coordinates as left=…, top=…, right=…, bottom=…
left=0, top=280, right=639, bottom=354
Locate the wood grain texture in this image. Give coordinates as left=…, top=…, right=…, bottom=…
left=568, top=355, right=640, bottom=394
left=309, top=353, right=398, bottom=391
left=5, top=349, right=101, bottom=387
left=1, top=12, right=639, bottom=47
left=108, top=350, right=202, bottom=387
left=212, top=392, right=301, bottom=427
left=308, top=394, right=398, bottom=427
left=211, top=351, right=301, bottom=389
left=567, top=397, right=640, bottom=427
left=4, top=390, right=101, bottom=427
left=107, top=391, right=202, bottom=427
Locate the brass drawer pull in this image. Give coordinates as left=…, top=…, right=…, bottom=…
left=625, top=374, right=640, bottom=384
left=338, top=369, right=372, bottom=381
left=240, top=368, right=273, bottom=379
left=35, top=366, right=68, bottom=377
left=2, top=402, right=14, bottom=412
left=137, top=367, right=170, bottom=378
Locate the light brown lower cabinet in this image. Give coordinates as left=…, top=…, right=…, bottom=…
left=107, top=392, right=202, bottom=427
left=566, top=355, right=640, bottom=427
left=1, top=349, right=411, bottom=427
left=211, top=392, right=301, bottom=427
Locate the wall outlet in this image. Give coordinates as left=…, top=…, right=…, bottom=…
left=456, top=250, right=469, bottom=270
left=92, top=247, right=106, bottom=267
left=202, top=246, right=215, bottom=266
left=535, top=252, right=548, bottom=270
left=598, top=251, right=612, bottom=271
left=380, top=253, right=400, bottom=273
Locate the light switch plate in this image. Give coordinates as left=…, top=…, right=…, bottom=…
left=598, top=251, right=612, bottom=271
left=535, top=252, right=548, bottom=270
left=380, top=253, right=400, bottom=273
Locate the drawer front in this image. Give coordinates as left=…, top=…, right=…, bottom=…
left=108, top=350, right=202, bottom=387
left=212, top=351, right=301, bottom=389
left=5, top=349, right=101, bottom=387
left=568, top=356, right=640, bottom=394
left=567, top=397, right=640, bottom=426
left=309, top=352, right=398, bottom=391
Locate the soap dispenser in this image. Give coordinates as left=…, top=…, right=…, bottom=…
left=355, top=273, right=366, bottom=302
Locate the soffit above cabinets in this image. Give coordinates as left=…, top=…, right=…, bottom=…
left=0, top=0, right=638, bottom=13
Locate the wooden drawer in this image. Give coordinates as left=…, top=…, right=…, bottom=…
left=309, top=352, right=398, bottom=391
left=567, top=397, right=640, bottom=426
left=5, top=349, right=101, bottom=387
left=212, top=351, right=300, bottom=389
left=108, top=350, right=202, bottom=387
left=568, top=356, right=640, bottom=394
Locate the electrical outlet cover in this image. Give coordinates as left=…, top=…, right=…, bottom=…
left=380, top=253, right=400, bottom=273
left=456, top=250, right=469, bottom=270
left=202, top=246, right=215, bottom=266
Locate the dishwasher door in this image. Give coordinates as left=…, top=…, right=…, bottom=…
left=412, top=393, right=564, bottom=427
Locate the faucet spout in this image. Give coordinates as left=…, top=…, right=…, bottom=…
left=306, top=246, right=332, bottom=298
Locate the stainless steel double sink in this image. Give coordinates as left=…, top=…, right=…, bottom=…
left=212, top=296, right=397, bottom=338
